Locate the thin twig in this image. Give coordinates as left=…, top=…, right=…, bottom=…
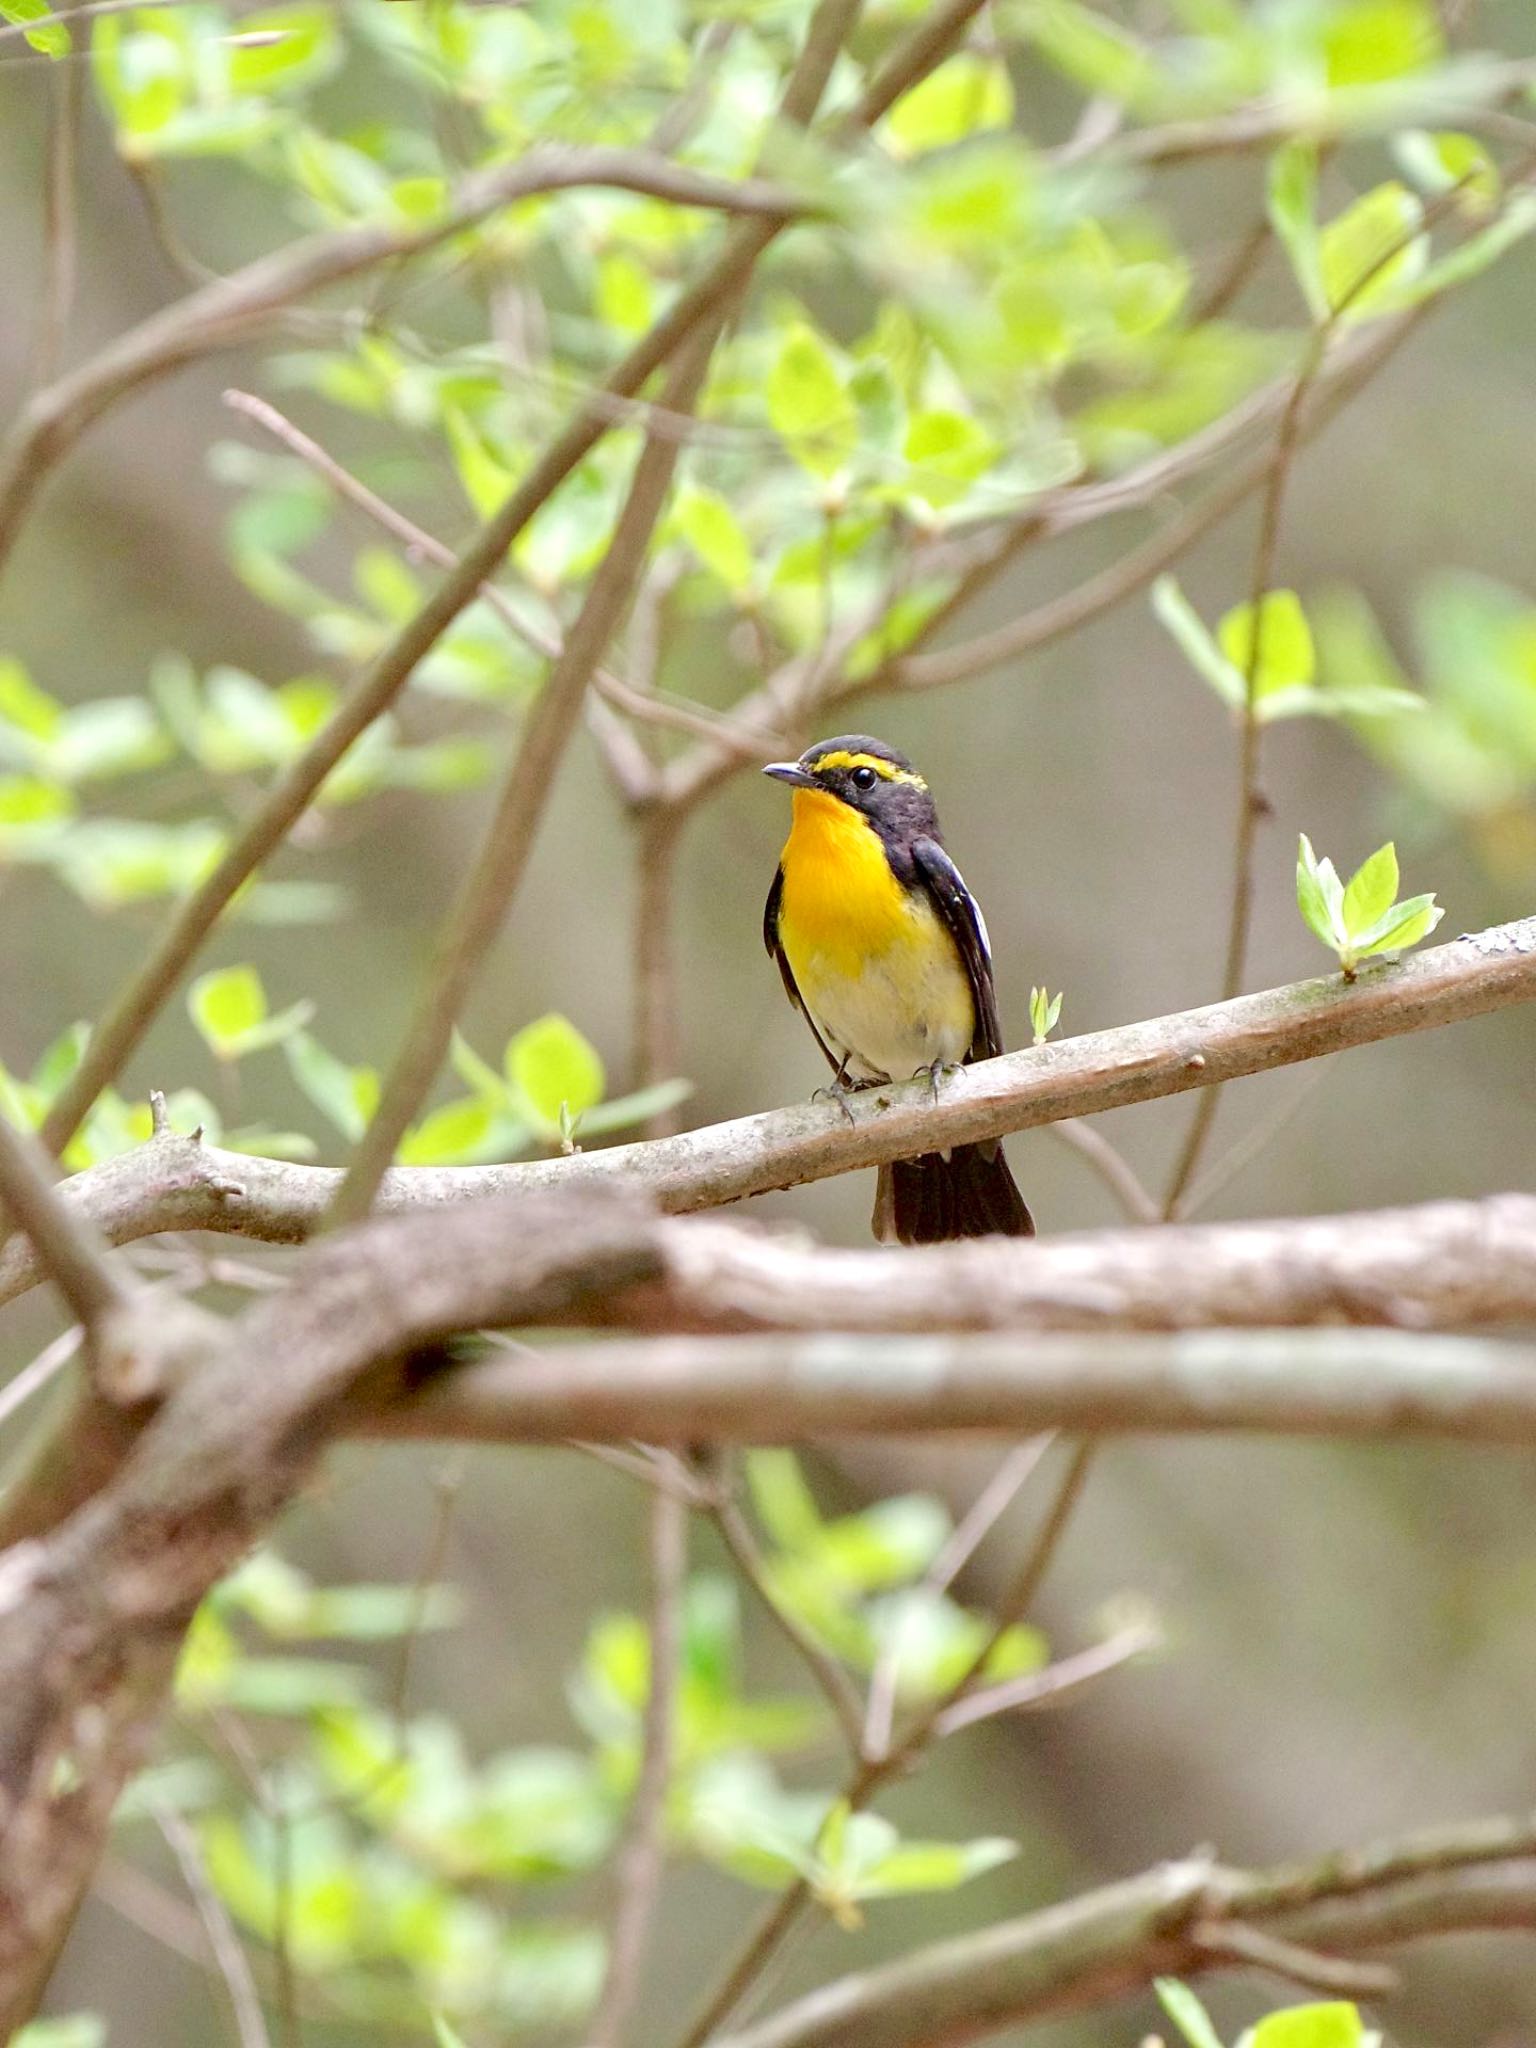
left=675, top=1440, right=1094, bottom=2048
left=1049, top=1120, right=1160, bottom=1224
left=222, top=391, right=773, bottom=762
left=0, top=1325, right=82, bottom=1433
left=1177, top=1066, right=1327, bottom=1221
left=0, top=1114, right=129, bottom=1332
left=328, top=325, right=722, bottom=1222
left=710, top=1481, right=868, bottom=1759
left=589, top=1484, right=690, bottom=2048
left=31, top=58, right=81, bottom=389
left=154, top=1802, right=272, bottom=2048
left=1159, top=163, right=1529, bottom=1213
left=863, top=1435, right=1053, bottom=1758
left=934, top=1617, right=1159, bottom=1737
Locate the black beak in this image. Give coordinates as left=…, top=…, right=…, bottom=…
left=763, top=761, right=817, bottom=789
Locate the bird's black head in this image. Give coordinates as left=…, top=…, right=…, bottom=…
left=762, top=735, right=941, bottom=844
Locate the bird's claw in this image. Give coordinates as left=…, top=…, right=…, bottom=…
left=919, top=1058, right=960, bottom=1106
left=812, top=1081, right=859, bottom=1127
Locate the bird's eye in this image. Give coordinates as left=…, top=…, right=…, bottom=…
left=851, top=765, right=878, bottom=792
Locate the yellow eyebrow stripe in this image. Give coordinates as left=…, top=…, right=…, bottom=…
left=808, top=749, right=927, bottom=789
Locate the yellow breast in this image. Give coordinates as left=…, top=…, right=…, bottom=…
left=778, top=788, right=914, bottom=970
left=777, top=789, right=975, bottom=1080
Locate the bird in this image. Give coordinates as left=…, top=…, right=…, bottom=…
left=762, top=734, right=1033, bottom=1244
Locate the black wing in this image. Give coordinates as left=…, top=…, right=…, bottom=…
left=910, top=836, right=1004, bottom=1062
left=764, top=865, right=843, bottom=1076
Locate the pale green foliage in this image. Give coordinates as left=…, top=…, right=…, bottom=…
left=4, top=5, right=1533, bottom=2038
left=1296, top=835, right=1444, bottom=977
left=1156, top=1978, right=1382, bottom=2048
left=1313, top=574, right=1536, bottom=884
left=1029, top=986, right=1063, bottom=1045
left=0, top=985, right=683, bottom=1170
left=1152, top=579, right=1418, bottom=722
left=744, top=1450, right=1047, bottom=1700
left=0, top=0, right=70, bottom=57
left=118, top=1474, right=1035, bottom=2034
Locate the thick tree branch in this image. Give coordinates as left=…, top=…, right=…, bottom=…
left=370, top=1327, right=1536, bottom=1448
left=715, top=1818, right=1536, bottom=2048
left=0, top=1114, right=127, bottom=1335
left=0, top=1186, right=661, bottom=2034
left=4, top=920, right=1530, bottom=1302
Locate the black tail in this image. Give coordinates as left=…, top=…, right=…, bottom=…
left=874, top=1142, right=1033, bottom=1244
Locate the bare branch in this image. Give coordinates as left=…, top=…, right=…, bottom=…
left=4, top=923, right=1534, bottom=1312
left=153, top=1802, right=271, bottom=2048
left=589, top=1484, right=689, bottom=2048
left=933, top=1620, right=1161, bottom=1738
left=0, top=1114, right=128, bottom=1334
left=0, top=1185, right=661, bottom=2033
left=710, top=1477, right=869, bottom=1758
left=371, top=1327, right=1536, bottom=1450
left=30, top=60, right=81, bottom=390
left=715, top=1817, right=1536, bottom=2048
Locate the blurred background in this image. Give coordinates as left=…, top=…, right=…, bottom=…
left=3, top=2, right=1536, bottom=2043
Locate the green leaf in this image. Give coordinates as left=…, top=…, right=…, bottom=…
left=1296, top=835, right=1346, bottom=952
left=1156, top=1977, right=1228, bottom=2048
left=884, top=53, right=1013, bottom=157
left=1245, top=2002, right=1367, bottom=2048
left=1352, top=891, right=1444, bottom=957
left=595, top=249, right=655, bottom=333
left=0, top=0, right=68, bottom=55
left=1384, top=188, right=1536, bottom=306
left=283, top=1031, right=378, bottom=1141
left=745, top=1450, right=825, bottom=1553
left=1268, top=142, right=1326, bottom=319
left=188, top=965, right=266, bottom=1055
left=765, top=324, right=856, bottom=477
left=397, top=1096, right=497, bottom=1166
left=226, top=4, right=340, bottom=94
left=1029, top=987, right=1062, bottom=1045
left=506, top=1014, right=605, bottom=1134
left=1152, top=576, right=1242, bottom=708
left=1218, top=590, right=1316, bottom=705
left=12, top=2020, right=106, bottom=2048
left=433, top=2020, right=471, bottom=2048
left=901, top=409, right=999, bottom=513
left=1320, top=182, right=1426, bottom=319
left=853, top=1834, right=1018, bottom=1897
left=1395, top=130, right=1500, bottom=215
left=673, top=484, right=754, bottom=594
left=94, top=13, right=188, bottom=150
left=1342, top=841, right=1399, bottom=936
left=1319, top=0, right=1442, bottom=87
left=0, top=658, right=62, bottom=740
left=1027, top=0, right=1161, bottom=111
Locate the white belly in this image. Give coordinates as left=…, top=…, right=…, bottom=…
left=796, top=919, right=975, bottom=1082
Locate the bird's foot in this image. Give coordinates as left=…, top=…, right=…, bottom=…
left=813, top=1065, right=884, bottom=1127
left=918, top=1058, right=962, bottom=1107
